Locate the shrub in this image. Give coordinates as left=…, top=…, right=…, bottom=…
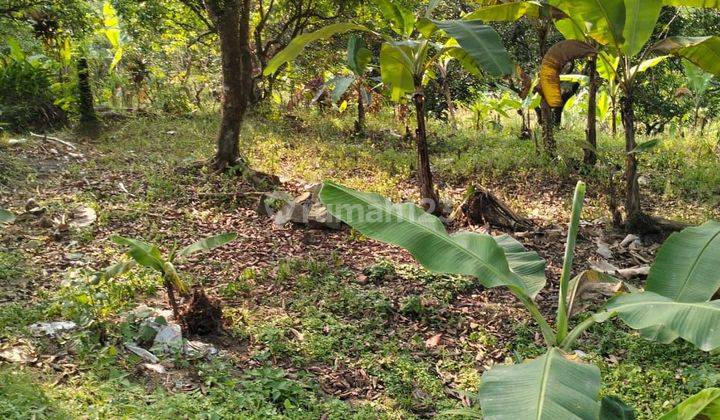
left=0, top=57, right=66, bottom=132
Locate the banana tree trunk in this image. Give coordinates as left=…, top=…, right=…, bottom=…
left=519, top=109, right=531, bottom=139
left=412, top=88, right=441, bottom=215
left=164, top=278, right=182, bottom=326
left=621, top=94, right=642, bottom=228
left=440, top=75, right=458, bottom=132
left=611, top=96, right=618, bottom=137
left=537, top=23, right=555, bottom=157
left=355, top=85, right=365, bottom=134
left=584, top=56, right=598, bottom=166
left=540, top=101, right=556, bottom=155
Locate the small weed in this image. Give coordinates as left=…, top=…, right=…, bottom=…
left=579, top=320, right=720, bottom=419
left=220, top=268, right=256, bottom=299
left=400, top=295, right=427, bottom=318
left=241, top=367, right=313, bottom=411
left=0, top=368, right=67, bottom=418
left=0, top=250, right=26, bottom=282
left=363, top=259, right=396, bottom=284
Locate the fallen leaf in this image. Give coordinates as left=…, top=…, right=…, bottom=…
left=0, top=208, right=15, bottom=224
left=616, top=265, right=650, bottom=279
left=425, top=334, right=442, bottom=348
left=0, top=345, right=37, bottom=363
left=142, top=363, right=167, bottom=374
left=590, top=260, right=620, bottom=274
left=620, top=234, right=639, bottom=248
left=70, top=206, right=96, bottom=228
left=595, top=239, right=613, bottom=259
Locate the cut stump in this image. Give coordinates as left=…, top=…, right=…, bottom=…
left=452, top=185, right=532, bottom=230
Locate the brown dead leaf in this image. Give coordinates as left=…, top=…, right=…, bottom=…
left=70, top=206, right=97, bottom=228
left=0, top=344, right=37, bottom=364
left=425, top=334, right=442, bottom=348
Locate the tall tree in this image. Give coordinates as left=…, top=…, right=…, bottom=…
left=203, top=0, right=253, bottom=171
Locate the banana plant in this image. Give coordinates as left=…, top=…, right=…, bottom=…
left=539, top=0, right=720, bottom=231
left=319, top=179, right=720, bottom=419
left=101, top=1, right=124, bottom=72
left=109, top=233, right=237, bottom=324
left=263, top=0, right=514, bottom=214
left=464, top=0, right=570, bottom=155
left=681, top=60, right=714, bottom=129
left=596, top=51, right=622, bottom=136
left=470, top=92, right=522, bottom=131
left=327, top=35, right=375, bottom=134
left=435, top=55, right=458, bottom=131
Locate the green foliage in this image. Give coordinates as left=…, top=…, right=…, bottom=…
left=646, top=221, right=720, bottom=302
left=220, top=268, right=256, bottom=299
left=319, top=181, right=547, bottom=298
left=264, top=23, right=369, bottom=75
left=241, top=367, right=312, bottom=411
left=478, top=347, right=602, bottom=419
left=0, top=250, right=24, bottom=282
left=657, top=387, right=720, bottom=420
left=399, top=294, right=426, bottom=317
left=346, top=34, right=372, bottom=76
left=362, top=259, right=396, bottom=284
left=51, top=268, right=157, bottom=327
left=321, top=180, right=720, bottom=418
left=110, top=233, right=237, bottom=294
left=0, top=369, right=66, bottom=419
left=654, top=36, right=720, bottom=76
left=433, top=20, right=514, bottom=77
left=0, top=56, right=66, bottom=132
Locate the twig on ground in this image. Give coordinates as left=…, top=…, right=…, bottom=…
left=29, top=132, right=77, bottom=150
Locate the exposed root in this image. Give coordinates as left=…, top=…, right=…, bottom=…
left=212, top=157, right=280, bottom=189
left=625, top=211, right=688, bottom=236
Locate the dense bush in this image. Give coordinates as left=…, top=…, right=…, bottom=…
left=0, top=57, right=68, bottom=132
left=634, top=64, right=689, bottom=135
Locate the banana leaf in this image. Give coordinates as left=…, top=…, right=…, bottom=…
left=478, top=347, right=601, bottom=419
left=319, top=181, right=546, bottom=298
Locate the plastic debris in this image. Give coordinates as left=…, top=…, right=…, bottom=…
left=29, top=321, right=77, bottom=337
left=125, top=343, right=159, bottom=363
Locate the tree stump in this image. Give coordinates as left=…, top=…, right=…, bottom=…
left=453, top=185, right=532, bottom=230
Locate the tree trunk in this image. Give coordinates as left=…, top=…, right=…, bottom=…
left=611, top=96, right=618, bottom=137
left=537, top=22, right=555, bottom=157
left=518, top=109, right=531, bottom=139
left=621, top=94, right=642, bottom=227
left=540, top=101, right=556, bottom=156
left=205, top=0, right=252, bottom=171
left=412, top=88, right=440, bottom=215
left=552, top=105, right=562, bottom=127
left=607, top=169, right=623, bottom=229
left=440, top=74, right=458, bottom=131
left=584, top=56, right=598, bottom=166
left=164, top=278, right=182, bottom=326
left=355, top=85, right=365, bottom=134
left=77, top=57, right=99, bottom=131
